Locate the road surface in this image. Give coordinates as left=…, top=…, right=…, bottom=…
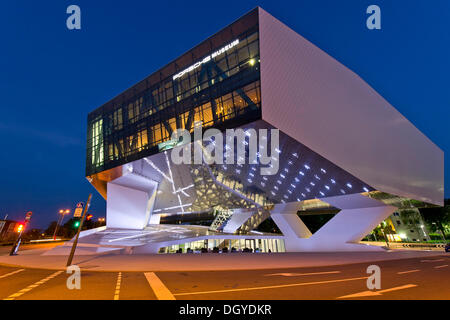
left=0, top=242, right=65, bottom=255
left=0, top=254, right=448, bottom=300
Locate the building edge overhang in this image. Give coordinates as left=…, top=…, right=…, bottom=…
left=257, top=7, right=444, bottom=206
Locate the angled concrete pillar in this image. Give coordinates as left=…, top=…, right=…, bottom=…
left=106, top=172, right=158, bottom=230
left=223, top=209, right=254, bottom=233
left=270, top=202, right=312, bottom=240
left=311, top=194, right=396, bottom=244
left=271, top=194, right=396, bottom=252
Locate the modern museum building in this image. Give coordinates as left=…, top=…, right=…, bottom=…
left=66, top=7, right=443, bottom=255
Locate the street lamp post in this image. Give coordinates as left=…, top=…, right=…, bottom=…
left=53, top=209, right=70, bottom=240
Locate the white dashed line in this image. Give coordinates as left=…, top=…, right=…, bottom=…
left=434, top=265, right=448, bottom=269
left=114, top=272, right=122, bottom=300
left=397, top=269, right=420, bottom=274
left=420, top=259, right=445, bottom=263
left=265, top=271, right=341, bottom=277
left=174, top=276, right=368, bottom=296
left=0, top=269, right=25, bottom=279
left=3, top=270, right=63, bottom=300
left=144, top=272, right=175, bottom=300
left=337, top=284, right=417, bottom=299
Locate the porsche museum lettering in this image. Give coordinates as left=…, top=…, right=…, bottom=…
left=172, top=39, right=239, bottom=80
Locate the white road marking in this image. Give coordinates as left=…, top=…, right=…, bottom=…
left=337, top=284, right=417, bottom=299
left=0, top=269, right=25, bottom=279
left=114, top=272, right=122, bottom=300
left=420, top=259, right=445, bottom=263
left=397, top=269, right=420, bottom=274
left=265, top=271, right=341, bottom=277
left=174, top=276, right=368, bottom=296
left=144, top=272, right=175, bottom=300
left=3, top=270, right=63, bottom=300
left=434, top=265, right=448, bottom=269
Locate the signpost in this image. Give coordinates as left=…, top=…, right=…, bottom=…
left=73, top=202, right=84, bottom=218
left=66, top=194, right=92, bottom=266
left=9, top=211, right=32, bottom=256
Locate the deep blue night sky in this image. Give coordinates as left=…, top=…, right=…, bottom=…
left=0, top=1, right=448, bottom=230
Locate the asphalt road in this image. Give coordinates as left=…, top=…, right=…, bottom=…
left=0, top=254, right=449, bottom=300
left=0, top=242, right=65, bottom=256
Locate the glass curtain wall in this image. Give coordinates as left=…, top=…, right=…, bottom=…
left=87, top=29, right=261, bottom=176
left=158, top=238, right=285, bottom=254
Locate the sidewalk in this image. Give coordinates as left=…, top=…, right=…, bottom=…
left=0, top=248, right=446, bottom=272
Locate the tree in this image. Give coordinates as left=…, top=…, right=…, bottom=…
left=420, top=201, right=450, bottom=240
left=62, top=218, right=79, bottom=238
left=23, top=228, right=42, bottom=241
left=44, top=221, right=58, bottom=236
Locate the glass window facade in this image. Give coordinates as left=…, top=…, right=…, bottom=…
left=158, top=238, right=285, bottom=254
left=87, top=9, right=261, bottom=176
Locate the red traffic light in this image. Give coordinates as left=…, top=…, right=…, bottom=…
left=86, top=214, right=93, bottom=221
left=16, top=224, right=24, bottom=233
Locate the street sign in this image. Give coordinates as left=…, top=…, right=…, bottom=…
left=73, top=202, right=84, bottom=217
left=25, top=211, right=32, bottom=221
left=67, top=194, right=92, bottom=266
left=10, top=211, right=31, bottom=256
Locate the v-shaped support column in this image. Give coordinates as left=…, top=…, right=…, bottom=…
left=270, top=202, right=312, bottom=239
left=271, top=194, right=396, bottom=252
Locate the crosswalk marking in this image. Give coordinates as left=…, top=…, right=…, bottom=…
left=114, top=272, right=122, bottom=300
left=144, top=272, right=175, bottom=300
left=3, top=271, right=63, bottom=300
left=0, top=269, right=25, bottom=279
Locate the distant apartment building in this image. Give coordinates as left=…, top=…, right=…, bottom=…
left=387, top=210, right=430, bottom=242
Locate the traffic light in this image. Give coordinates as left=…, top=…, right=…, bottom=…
left=86, top=214, right=93, bottom=221
left=73, top=220, right=80, bottom=228
left=16, top=224, right=24, bottom=233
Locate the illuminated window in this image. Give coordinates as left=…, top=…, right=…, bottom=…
left=202, top=103, right=213, bottom=126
